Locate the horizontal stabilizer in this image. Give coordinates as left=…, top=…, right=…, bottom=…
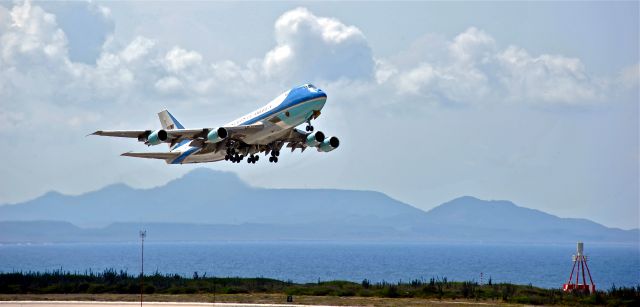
left=121, top=151, right=179, bottom=160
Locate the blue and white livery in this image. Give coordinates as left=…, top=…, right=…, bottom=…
left=92, top=84, right=339, bottom=164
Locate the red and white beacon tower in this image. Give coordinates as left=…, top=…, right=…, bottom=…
left=563, top=242, right=595, bottom=294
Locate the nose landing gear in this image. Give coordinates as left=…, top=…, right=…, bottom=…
left=305, top=119, right=314, bottom=132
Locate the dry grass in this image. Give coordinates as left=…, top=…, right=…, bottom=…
left=0, top=294, right=513, bottom=307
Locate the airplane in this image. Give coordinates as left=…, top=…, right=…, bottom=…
left=91, top=84, right=340, bottom=164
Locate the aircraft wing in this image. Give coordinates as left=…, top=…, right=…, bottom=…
left=121, top=151, right=180, bottom=160
left=165, top=129, right=208, bottom=139
left=282, top=128, right=312, bottom=152
left=226, top=123, right=264, bottom=133
left=92, top=123, right=264, bottom=142
left=166, top=124, right=265, bottom=141
left=92, top=129, right=208, bottom=139
left=284, top=128, right=308, bottom=142
left=92, top=130, right=148, bottom=138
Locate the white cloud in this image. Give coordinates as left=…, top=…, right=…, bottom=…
left=496, top=46, right=600, bottom=104
left=95, top=5, right=111, bottom=19
left=163, top=47, right=202, bottom=73
left=262, top=7, right=375, bottom=82
left=1, top=0, right=67, bottom=65
left=619, top=62, right=639, bottom=89
left=396, top=63, right=436, bottom=94
left=120, top=36, right=155, bottom=63
left=449, top=27, right=496, bottom=65
left=155, top=76, right=183, bottom=94
left=39, top=1, right=115, bottom=64
left=374, top=59, right=398, bottom=84
left=0, top=1, right=623, bottom=137
left=385, top=27, right=606, bottom=106
left=0, top=0, right=625, bottom=129
left=392, top=28, right=494, bottom=104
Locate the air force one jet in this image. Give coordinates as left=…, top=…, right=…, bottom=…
left=92, top=84, right=339, bottom=164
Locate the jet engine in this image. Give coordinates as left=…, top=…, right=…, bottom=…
left=305, top=131, right=325, bottom=147
left=318, top=136, right=340, bottom=152
left=146, top=129, right=168, bottom=145
left=207, top=127, right=228, bottom=143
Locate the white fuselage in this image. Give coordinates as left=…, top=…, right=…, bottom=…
left=170, top=84, right=327, bottom=164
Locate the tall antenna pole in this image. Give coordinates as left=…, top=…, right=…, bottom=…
left=140, top=230, right=147, bottom=307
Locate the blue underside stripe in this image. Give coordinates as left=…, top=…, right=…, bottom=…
left=171, top=139, right=190, bottom=151
left=171, top=147, right=199, bottom=164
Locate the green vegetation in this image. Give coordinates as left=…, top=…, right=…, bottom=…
left=0, top=270, right=638, bottom=306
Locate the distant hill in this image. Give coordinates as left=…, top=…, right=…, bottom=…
left=413, top=196, right=639, bottom=243
left=0, top=168, right=637, bottom=243
left=0, top=168, right=425, bottom=228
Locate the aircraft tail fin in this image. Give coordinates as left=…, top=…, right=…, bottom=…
left=158, top=109, right=185, bottom=130
left=158, top=109, right=186, bottom=149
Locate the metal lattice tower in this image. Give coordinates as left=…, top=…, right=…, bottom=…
left=562, top=242, right=596, bottom=294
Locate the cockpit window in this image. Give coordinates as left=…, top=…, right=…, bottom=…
left=307, top=84, right=316, bottom=89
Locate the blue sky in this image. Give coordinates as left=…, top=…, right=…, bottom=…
left=0, top=0, right=638, bottom=229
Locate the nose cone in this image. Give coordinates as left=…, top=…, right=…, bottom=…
left=308, top=86, right=327, bottom=99
left=313, top=89, right=327, bottom=99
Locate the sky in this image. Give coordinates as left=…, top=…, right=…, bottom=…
left=0, top=0, right=638, bottom=229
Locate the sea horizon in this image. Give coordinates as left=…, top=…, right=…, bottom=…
left=1, top=241, right=638, bottom=289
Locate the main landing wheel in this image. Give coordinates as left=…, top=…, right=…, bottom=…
left=247, top=155, right=258, bottom=164
left=305, top=125, right=314, bottom=132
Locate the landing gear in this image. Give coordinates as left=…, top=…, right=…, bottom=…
left=227, top=153, right=243, bottom=163
left=305, top=119, right=314, bottom=132
left=247, top=154, right=259, bottom=164
left=266, top=142, right=281, bottom=163
left=226, top=147, right=236, bottom=162
left=268, top=149, right=279, bottom=163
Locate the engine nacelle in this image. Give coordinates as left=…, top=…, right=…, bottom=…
left=207, top=127, right=228, bottom=143
left=146, top=129, right=168, bottom=145
left=318, top=136, right=340, bottom=152
left=305, top=131, right=325, bottom=147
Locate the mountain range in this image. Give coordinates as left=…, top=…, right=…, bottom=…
left=0, top=168, right=637, bottom=243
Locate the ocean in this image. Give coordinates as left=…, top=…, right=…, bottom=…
left=0, top=242, right=637, bottom=289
